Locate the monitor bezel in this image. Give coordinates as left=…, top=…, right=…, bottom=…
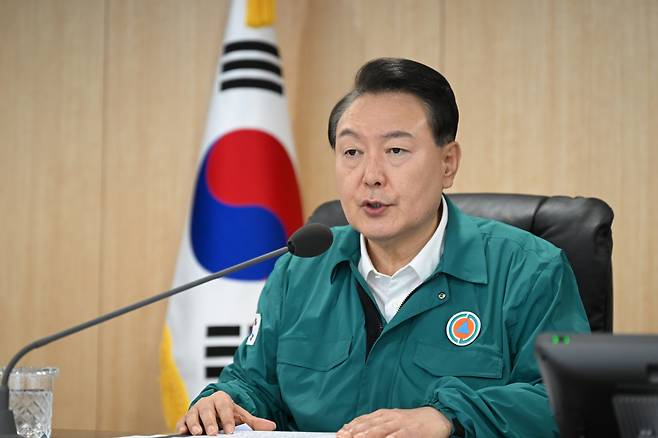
left=535, top=333, right=658, bottom=438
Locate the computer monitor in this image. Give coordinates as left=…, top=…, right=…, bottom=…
left=535, top=333, right=658, bottom=438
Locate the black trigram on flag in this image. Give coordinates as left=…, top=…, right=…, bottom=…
left=219, top=40, right=284, bottom=95
left=205, top=325, right=244, bottom=379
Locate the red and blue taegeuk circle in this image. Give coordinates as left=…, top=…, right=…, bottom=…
left=190, top=129, right=303, bottom=280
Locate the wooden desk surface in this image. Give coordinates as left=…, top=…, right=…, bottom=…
left=52, top=430, right=130, bottom=438
left=52, top=429, right=181, bottom=438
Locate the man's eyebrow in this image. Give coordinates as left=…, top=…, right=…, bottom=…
left=337, top=128, right=360, bottom=139
left=381, top=130, right=413, bottom=139
left=337, top=129, right=413, bottom=140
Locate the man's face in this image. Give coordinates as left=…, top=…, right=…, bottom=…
left=334, top=92, right=460, bottom=250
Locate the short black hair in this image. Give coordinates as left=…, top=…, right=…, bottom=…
left=328, top=58, right=459, bottom=148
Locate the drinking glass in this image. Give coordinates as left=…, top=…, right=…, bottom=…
left=1, top=367, right=59, bottom=438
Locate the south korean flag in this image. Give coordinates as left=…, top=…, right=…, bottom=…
left=159, top=0, right=302, bottom=430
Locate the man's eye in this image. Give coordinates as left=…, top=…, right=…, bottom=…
left=388, top=147, right=406, bottom=155
left=344, top=149, right=359, bottom=157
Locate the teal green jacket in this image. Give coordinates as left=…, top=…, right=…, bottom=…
left=193, top=197, right=590, bottom=436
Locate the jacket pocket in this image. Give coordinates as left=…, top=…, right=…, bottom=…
left=277, top=336, right=351, bottom=371
left=413, top=341, right=503, bottom=379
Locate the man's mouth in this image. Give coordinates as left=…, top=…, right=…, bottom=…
left=361, top=200, right=391, bottom=213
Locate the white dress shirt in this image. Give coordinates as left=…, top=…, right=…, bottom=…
left=358, top=196, right=448, bottom=322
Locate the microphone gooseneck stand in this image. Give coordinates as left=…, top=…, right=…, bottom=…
left=0, top=223, right=333, bottom=437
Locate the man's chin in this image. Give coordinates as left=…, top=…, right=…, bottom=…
left=347, top=214, right=398, bottom=241
left=359, top=229, right=398, bottom=245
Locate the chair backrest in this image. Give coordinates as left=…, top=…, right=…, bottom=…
left=307, top=193, right=614, bottom=332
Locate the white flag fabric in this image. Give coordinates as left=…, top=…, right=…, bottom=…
left=160, top=0, right=302, bottom=429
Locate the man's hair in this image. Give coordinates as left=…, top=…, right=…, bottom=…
left=328, top=57, right=459, bottom=148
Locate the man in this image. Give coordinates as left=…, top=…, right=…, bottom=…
left=177, top=58, right=590, bottom=437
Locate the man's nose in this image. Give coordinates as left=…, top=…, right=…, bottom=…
left=363, top=153, right=385, bottom=187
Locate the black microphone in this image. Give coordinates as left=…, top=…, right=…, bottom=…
left=0, top=223, right=333, bottom=437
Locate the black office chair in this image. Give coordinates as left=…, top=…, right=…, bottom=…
left=308, top=193, right=614, bottom=333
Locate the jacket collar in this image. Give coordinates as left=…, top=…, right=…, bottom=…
left=329, top=194, right=488, bottom=285
left=437, top=195, right=488, bottom=284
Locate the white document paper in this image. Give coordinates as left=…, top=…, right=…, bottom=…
left=118, top=424, right=336, bottom=437
left=118, top=433, right=335, bottom=438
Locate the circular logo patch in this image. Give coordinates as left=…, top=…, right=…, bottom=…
left=446, top=311, right=481, bottom=346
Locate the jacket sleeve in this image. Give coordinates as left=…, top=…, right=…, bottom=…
left=190, top=254, right=291, bottom=429
left=427, top=251, right=590, bottom=437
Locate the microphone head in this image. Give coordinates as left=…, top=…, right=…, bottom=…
left=287, top=223, right=333, bottom=258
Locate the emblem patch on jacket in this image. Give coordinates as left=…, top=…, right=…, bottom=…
left=246, top=313, right=262, bottom=345
left=446, top=311, right=481, bottom=346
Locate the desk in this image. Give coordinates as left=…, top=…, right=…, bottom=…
left=52, top=431, right=182, bottom=438
left=52, top=430, right=337, bottom=437
left=52, top=430, right=139, bottom=438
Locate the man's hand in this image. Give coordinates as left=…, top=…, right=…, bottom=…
left=175, top=391, right=276, bottom=435
left=336, top=407, right=452, bottom=438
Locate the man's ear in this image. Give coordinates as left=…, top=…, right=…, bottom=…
left=441, top=141, right=461, bottom=189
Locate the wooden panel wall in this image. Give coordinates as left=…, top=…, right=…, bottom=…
left=96, top=0, right=226, bottom=430
left=0, top=0, right=105, bottom=430
left=0, top=0, right=655, bottom=433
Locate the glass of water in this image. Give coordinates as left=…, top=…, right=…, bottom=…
left=1, top=367, right=59, bottom=438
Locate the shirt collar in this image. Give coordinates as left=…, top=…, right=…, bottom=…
left=357, top=196, right=448, bottom=282
left=330, top=194, right=488, bottom=285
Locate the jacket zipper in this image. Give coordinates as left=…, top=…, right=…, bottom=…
left=396, top=272, right=442, bottom=313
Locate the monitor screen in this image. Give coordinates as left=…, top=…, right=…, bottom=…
left=535, top=333, right=658, bottom=438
